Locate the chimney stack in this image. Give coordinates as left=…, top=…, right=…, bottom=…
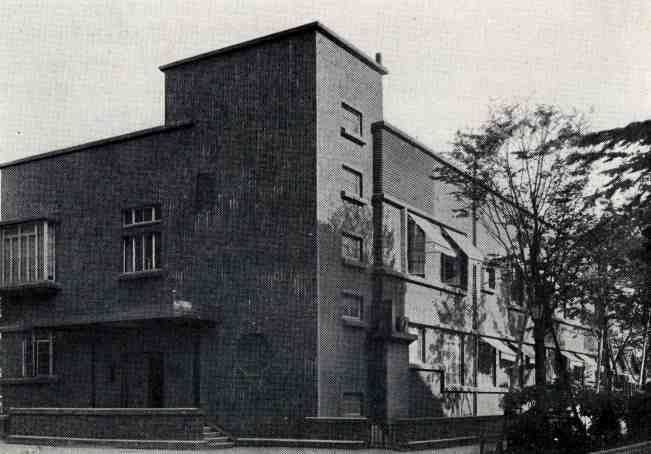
left=375, top=52, right=382, bottom=65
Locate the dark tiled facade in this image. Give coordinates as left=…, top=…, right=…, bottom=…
left=0, top=22, right=597, bottom=436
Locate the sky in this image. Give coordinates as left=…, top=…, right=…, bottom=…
left=1, top=0, right=650, bottom=165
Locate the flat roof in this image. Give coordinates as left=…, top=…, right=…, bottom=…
left=159, top=21, right=388, bottom=75
left=0, top=121, right=193, bottom=169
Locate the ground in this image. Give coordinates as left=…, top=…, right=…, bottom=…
left=0, top=442, right=481, bottom=454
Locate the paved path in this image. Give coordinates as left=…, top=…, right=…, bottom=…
left=0, top=441, right=480, bottom=454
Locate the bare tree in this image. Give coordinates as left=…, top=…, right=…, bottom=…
left=434, top=103, right=589, bottom=394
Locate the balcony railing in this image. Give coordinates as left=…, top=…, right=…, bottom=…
left=0, top=219, right=58, bottom=295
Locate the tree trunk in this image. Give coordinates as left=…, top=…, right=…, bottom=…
left=639, top=307, right=651, bottom=387
left=534, top=319, right=547, bottom=386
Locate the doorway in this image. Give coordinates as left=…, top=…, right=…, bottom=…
left=120, top=352, right=164, bottom=408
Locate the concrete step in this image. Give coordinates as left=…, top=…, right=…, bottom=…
left=236, top=437, right=367, bottom=449
left=205, top=436, right=230, bottom=442
left=205, top=441, right=235, bottom=449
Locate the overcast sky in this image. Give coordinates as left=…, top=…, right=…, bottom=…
left=1, top=0, right=650, bottom=165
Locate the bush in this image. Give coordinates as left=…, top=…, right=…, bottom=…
left=625, top=391, right=651, bottom=441
left=502, top=385, right=636, bottom=453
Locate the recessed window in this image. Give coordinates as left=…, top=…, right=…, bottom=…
left=1, top=221, right=56, bottom=286
left=441, top=252, right=468, bottom=287
left=123, top=232, right=161, bottom=273
left=22, top=332, right=54, bottom=377
left=407, top=217, right=426, bottom=276
left=412, top=325, right=426, bottom=363
left=508, top=265, right=525, bottom=305
left=485, top=267, right=496, bottom=290
left=123, top=206, right=160, bottom=227
left=341, top=165, right=363, bottom=197
left=478, top=341, right=496, bottom=388
left=341, top=103, right=362, bottom=137
left=342, top=292, right=363, bottom=319
left=341, top=232, right=363, bottom=262
left=573, top=365, right=585, bottom=385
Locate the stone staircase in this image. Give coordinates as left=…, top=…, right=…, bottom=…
left=203, top=424, right=234, bottom=449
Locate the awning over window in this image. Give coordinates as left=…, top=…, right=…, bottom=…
left=443, top=229, right=484, bottom=261
left=408, top=214, right=457, bottom=256
left=481, top=337, right=517, bottom=362
left=511, top=342, right=536, bottom=363
left=560, top=350, right=584, bottom=367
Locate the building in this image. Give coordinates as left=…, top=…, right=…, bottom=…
left=0, top=22, right=597, bottom=445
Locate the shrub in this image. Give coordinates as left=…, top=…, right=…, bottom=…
left=502, top=385, right=634, bottom=453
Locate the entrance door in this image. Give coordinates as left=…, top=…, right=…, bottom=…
left=120, top=352, right=164, bottom=408
left=121, top=353, right=146, bottom=408
left=146, top=352, right=164, bottom=408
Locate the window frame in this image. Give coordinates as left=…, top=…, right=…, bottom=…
left=407, top=217, right=426, bottom=276
left=441, top=253, right=465, bottom=287
left=341, top=164, right=363, bottom=198
left=0, top=220, right=55, bottom=285
left=341, top=291, right=364, bottom=320
left=341, top=102, right=363, bottom=137
left=22, top=331, right=54, bottom=378
left=122, top=231, right=161, bottom=274
left=485, top=266, right=496, bottom=290
left=478, top=340, right=497, bottom=388
left=341, top=231, right=364, bottom=262
left=122, top=205, right=161, bottom=228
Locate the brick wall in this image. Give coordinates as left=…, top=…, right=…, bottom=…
left=315, top=30, right=383, bottom=417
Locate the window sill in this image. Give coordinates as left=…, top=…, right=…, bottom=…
left=340, top=127, right=366, bottom=146
left=117, top=269, right=166, bottom=281
left=342, top=258, right=367, bottom=270
left=0, top=375, right=59, bottom=385
left=407, top=274, right=468, bottom=295
left=341, top=190, right=368, bottom=206
left=342, top=316, right=368, bottom=329
left=122, top=220, right=161, bottom=229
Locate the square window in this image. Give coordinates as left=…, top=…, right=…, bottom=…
left=342, top=103, right=362, bottom=136
left=341, top=232, right=363, bottom=261
left=342, top=293, right=363, bottom=319
left=342, top=165, right=363, bottom=197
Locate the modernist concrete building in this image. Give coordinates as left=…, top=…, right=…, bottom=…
left=0, top=22, right=597, bottom=445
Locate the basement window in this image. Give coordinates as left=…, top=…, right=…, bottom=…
left=341, top=392, right=364, bottom=417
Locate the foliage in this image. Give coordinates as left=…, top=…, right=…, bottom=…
left=503, top=385, right=637, bottom=454
left=625, top=391, right=651, bottom=440
left=572, top=119, right=651, bottom=211
left=435, top=102, right=590, bottom=386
